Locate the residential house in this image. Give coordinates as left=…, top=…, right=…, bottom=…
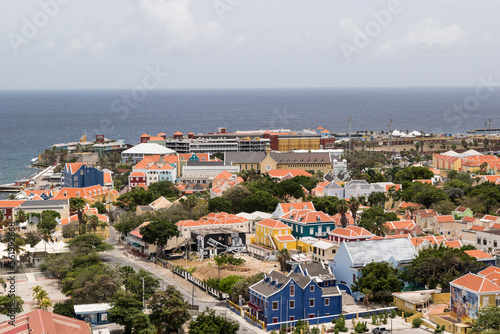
left=248, top=269, right=342, bottom=330
left=25, top=240, right=69, bottom=265
left=322, top=181, right=344, bottom=198
left=344, top=180, right=385, bottom=199
left=266, top=169, right=312, bottom=181
left=461, top=225, right=487, bottom=246
left=60, top=205, right=109, bottom=238
left=15, top=199, right=70, bottom=221
left=126, top=222, right=156, bottom=256
left=328, top=226, right=374, bottom=246
left=475, top=229, right=500, bottom=252
left=464, top=249, right=496, bottom=266
left=272, top=202, right=315, bottom=218
left=475, top=175, right=500, bottom=185
left=384, top=220, right=423, bottom=237
left=149, top=196, right=172, bottom=211
left=409, top=235, right=447, bottom=252
left=452, top=207, right=474, bottom=220
left=210, top=171, right=243, bottom=198
left=279, top=209, right=336, bottom=239
left=0, top=200, right=25, bottom=222
left=129, top=171, right=147, bottom=188
left=449, top=273, right=500, bottom=326
left=311, top=240, right=338, bottom=263
left=330, top=238, right=417, bottom=300
left=0, top=309, right=91, bottom=334
left=130, top=155, right=177, bottom=186
left=253, top=219, right=296, bottom=251
left=22, top=189, right=53, bottom=200
left=413, top=209, right=438, bottom=231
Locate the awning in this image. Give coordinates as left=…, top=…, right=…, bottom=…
left=131, top=243, right=141, bottom=247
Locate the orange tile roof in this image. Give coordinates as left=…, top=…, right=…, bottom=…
left=465, top=249, right=494, bottom=259
left=451, top=273, right=500, bottom=292
left=257, top=219, right=290, bottom=229
left=103, top=172, right=112, bottom=183
left=478, top=266, right=500, bottom=276
left=484, top=272, right=500, bottom=285
left=386, top=234, right=411, bottom=239
left=148, top=136, right=165, bottom=141
left=385, top=220, right=416, bottom=230
left=469, top=225, right=486, bottom=231
left=330, top=226, right=373, bottom=238
left=444, top=240, right=462, bottom=248
left=267, top=169, right=313, bottom=179
left=436, top=215, right=455, bottom=223
left=275, top=235, right=296, bottom=242
left=66, top=162, right=86, bottom=174
left=399, top=202, right=421, bottom=209
left=0, top=200, right=26, bottom=208
left=278, top=202, right=315, bottom=214
left=0, top=309, right=90, bottom=334
left=490, top=223, right=500, bottom=230
left=130, top=171, right=146, bottom=177
left=213, top=170, right=233, bottom=180
left=173, top=131, right=183, bottom=135
left=463, top=216, right=476, bottom=222
left=140, top=133, right=149, bottom=137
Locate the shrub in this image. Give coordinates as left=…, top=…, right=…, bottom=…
left=390, top=309, right=397, bottom=318
left=333, top=315, right=348, bottom=332
left=355, top=321, right=368, bottom=333
left=412, top=318, right=422, bottom=328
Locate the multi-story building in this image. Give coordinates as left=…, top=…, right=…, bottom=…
left=63, top=163, right=111, bottom=188
left=279, top=209, right=336, bottom=239
left=248, top=269, right=342, bottom=330
left=328, top=226, right=374, bottom=245
left=253, top=219, right=296, bottom=251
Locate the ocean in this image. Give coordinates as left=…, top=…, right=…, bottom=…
left=0, top=87, right=499, bottom=186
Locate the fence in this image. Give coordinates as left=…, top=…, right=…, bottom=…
left=156, top=259, right=227, bottom=300
left=265, top=307, right=398, bottom=331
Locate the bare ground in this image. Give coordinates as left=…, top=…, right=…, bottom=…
left=169, top=254, right=279, bottom=281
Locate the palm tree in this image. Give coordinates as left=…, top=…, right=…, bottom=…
left=12, top=236, right=26, bottom=270
left=32, top=285, right=42, bottom=302
left=41, top=229, right=53, bottom=253
left=32, top=286, right=49, bottom=305
left=79, top=214, right=88, bottom=235
left=278, top=248, right=291, bottom=273
left=70, top=198, right=86, bottom=234
left=428, top=141, right=435, bottom=150
left=372, top=216, right=389, bottom=237
left=39, top=297, right=53, bottom=311
left=89, top=215, right=99, bottom=234
left=337, top=200, right=349, bottom=228
left=17, top=209, right=27, bottom=226
left=348, top=197, right=361, bottom=223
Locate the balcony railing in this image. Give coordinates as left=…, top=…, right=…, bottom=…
left=247, top=301, right=263, bottom=312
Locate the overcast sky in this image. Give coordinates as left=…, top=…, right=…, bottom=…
left=0, top=0, right=498, bottom=89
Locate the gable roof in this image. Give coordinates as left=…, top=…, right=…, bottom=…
left=385, top=220, right=417, bottom=230
left=267, top=169, right=312, bottom=179
left=276, top=202, right=315, bottom=215
left=436, top=215, right=455, bottom=223
left=257, top=219, right=290, bottom=229
left=465, top=249, right=495, bottom=260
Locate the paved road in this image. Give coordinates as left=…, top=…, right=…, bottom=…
left=104, top=227, right=264, bottom=334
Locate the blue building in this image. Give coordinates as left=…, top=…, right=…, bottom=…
left=248, top=265, right=342, bottom=330
left=329, top=238, right=417, bottom=300
left=63, top=163, right=104, bottom=188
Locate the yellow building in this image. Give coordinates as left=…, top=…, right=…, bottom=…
left=255, top=218, right=296, bottom=251
left=278, top=137, right=321, bottom=151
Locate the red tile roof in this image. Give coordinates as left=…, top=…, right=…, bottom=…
left=0, top=200, right=26, bottom=208
left=465, top=249, right=494, bottom=259
left=277, top=202, right=315, bottom=214
left=436, top=215, right=455, bottom=223
left=257, top=219, right=290, bottom=229
left=275, top=235, right=296, bottom=242
left=267, top=169, right=312, bottom=179
left=0, top=309, right=90, bottom=334
left=478, top=266, right=500, bottom=276
left=469, top=225, right=486, bottom=231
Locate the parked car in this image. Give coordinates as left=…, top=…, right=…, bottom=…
left=373, top=327, right=390, bottom=334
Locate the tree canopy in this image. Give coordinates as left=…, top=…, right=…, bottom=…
left=351, top=261, right=403, bottom=303
left=149, top=286, right=191, bottom=333
left=404, top=244, right=486, bottom=292
left=140, top=220, right=179, bottom=258
left=66, top=234, right=113, bottom=252
left=358, top=207, right=398, bottom=236
left=188, top=308, right=239, bottom=334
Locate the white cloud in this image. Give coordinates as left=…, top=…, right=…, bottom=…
left=380, top=19, right=467, bottom=52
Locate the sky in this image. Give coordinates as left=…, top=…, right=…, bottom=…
left=0, top=0, right=498, bottom=89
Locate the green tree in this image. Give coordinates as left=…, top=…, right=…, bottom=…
left=221, top=185, right=252, bottom=213
left=351, top=262, right=403, bottom=303
left=66, top=234, right=113, bottom=252
left=337, top=200, right=349, bottom=228
left=149, top=286, right=191, bottom=333
left=367, top=192, right=387, bottom=208
left=308, top=196, right=339, bottom=215
left=53, top=299, right=76, bottom=317
left=278, top=179, right=304, bottom=200
left=140, top=220, right=179, bottom=259
left=32, top=285, right=49, bottom=305
left=0, top=295, right=24, bottom=316
left=188, top=308, right=239, bottom=334
left=69, top=197, right=86, bottom=233
left=358, top=207, right=397, bottom=236
left=108, top=290, right=150, bottom=334
left=219, top=275, right=243, bottom=294
left=394, top=166, right=434, bottom=187
left=121, top=267, right=160, bottom=301
left=404, top=244, right=486, bottom=292
left=38, top=210, right=60, bottom=231
left=242, top=190, right=279, bottom=213
left=277, top=248, right=291, bottom=273
left=62, top=264, right=121, bottom=303
left=471, top=306, right=500, bottom=333
left=91, top=200, right=107, bottom=214
left=348, top=196, right=362, bottom=222
left=229, top=273, right=264, bottom=304
left=208, top=197, right=233, bottom=213
left=89, top=215, right=99, bottom=234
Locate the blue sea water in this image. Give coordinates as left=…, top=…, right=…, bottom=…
left=0, top=87, right=499, bottom=186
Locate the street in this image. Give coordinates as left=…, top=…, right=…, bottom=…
left=104, top=226, right=264, bottom=334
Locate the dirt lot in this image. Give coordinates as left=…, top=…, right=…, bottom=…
left=169, top=254, right=279, bottom=281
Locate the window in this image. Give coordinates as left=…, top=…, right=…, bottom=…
left=272, top=301, right=279, bottom=310
left=289, top=316, right=295, bottom=321
left=309, top=299, right=315, bottom=307
left=495, top=241, right=498, bottom=248
left=290, top=285, right=295, bottom=296
left=310, top=228, right=314, bottom=234
left=478, top=238, right=481, bottom=244
left=325, top=298, right=330, bottom=306
left=310, top=285, right=315, bottom=292
left=265, top=301, right=268, bottom=309
left=309, top=314, right=315, bottom=318
left=289, top=300, right=295, bottom=309
left=483, top=239, right=487, bottom=245
left=273, top=318, right=278, bottom=323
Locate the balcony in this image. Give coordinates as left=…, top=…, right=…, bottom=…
left=315, top=231, right=327, bottom=237
left=247, top=301, right=263, bottom=312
